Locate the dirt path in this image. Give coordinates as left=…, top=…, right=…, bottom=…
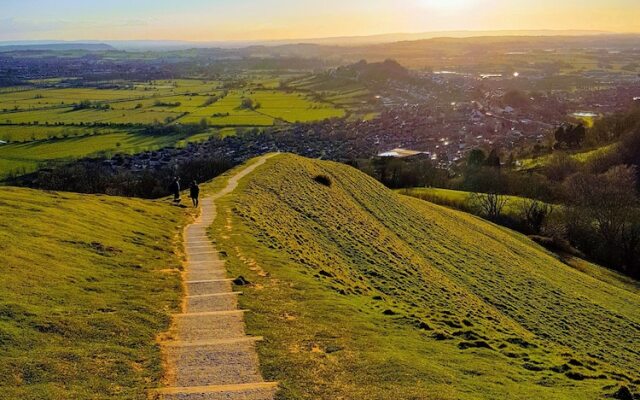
left=152, top=154, right=277, bottom=400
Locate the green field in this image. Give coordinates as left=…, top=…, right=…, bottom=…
left=0, top=81, right=345, bottom=128
left=289, top=75, right=374, bottom=117
left=0, top=78, right=348, bottom=177
left=207, top=154, right=639, bottom=399
left=0, top=128, right=236, bottom=177
left=180, top=90, right=344, bottom=126
left=0, top=126, right=119, bottom=143
left=0, top=187, right=191, bottom=399
left=397, top=187, right=541, bottom=216
left=519, top=144, right=618, bottom=169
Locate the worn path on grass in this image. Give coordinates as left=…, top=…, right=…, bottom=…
left=152, top=154, right=277, bottom=400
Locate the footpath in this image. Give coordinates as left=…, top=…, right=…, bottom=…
left=152, top=154, right=277, bottom=400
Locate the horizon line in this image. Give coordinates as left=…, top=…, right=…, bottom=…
left=4, top=29, right=640, bottom=46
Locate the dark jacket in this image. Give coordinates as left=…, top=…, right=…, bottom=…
left=190, top=183, right=200, bottom=198
left=170, top=180, right=180, bottom=194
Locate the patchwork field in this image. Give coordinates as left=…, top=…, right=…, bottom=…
left=288, top=75, right=378, bottom=120
left=0, top=187, right=190, bottom=399
left=0, top=78, right=347, bottom=177
left=180, top=90, right=344, bottom=126
left=0, top=126, right=119, bottom=142
left=0, top=128, right=234, bottom=177
left=0, top=81, right=345, bottom=128
left=207, top=154, right=640, bottom=399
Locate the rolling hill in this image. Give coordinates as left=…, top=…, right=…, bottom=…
left=0, top=187, right=190, bottom=399
left=208, top=153, right=640, bottom=399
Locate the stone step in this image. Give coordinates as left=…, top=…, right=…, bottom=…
left=186, top=280, right=232, bottom=296
left=173, top=311, right=247, bottom=342
left=164, top=342, right=265, bottom=387
left=185, top=270, right=228, bottom=282
left=187, top=246, right=216, bottom=252
left=186, top=292, right=240, bottom=313
left=151, top=382, right=278, bottom=400
left=187, top=260, right=227, bottom=268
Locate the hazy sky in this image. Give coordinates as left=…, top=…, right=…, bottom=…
left=2, top=0, right=639, bottom=41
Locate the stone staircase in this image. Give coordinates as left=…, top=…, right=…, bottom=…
left=151, top=171, right=277, bottom=399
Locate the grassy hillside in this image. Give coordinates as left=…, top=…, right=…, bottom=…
left=519, top=143, right=618, bottom=170
left=398, top=187, right=532, bottom=213
left=209, top=154, right=640, bottom=399
left=0, top=187, right=189, bottom=399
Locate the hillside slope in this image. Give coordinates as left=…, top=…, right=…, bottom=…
left=0, top=187, right=189, bottom=399
left=209, top=154, right=640, bottom=399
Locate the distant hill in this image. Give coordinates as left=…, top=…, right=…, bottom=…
left=208, top=154, right=640, bottom=399
left=0, top=42, right=115, bottom=52
left=0, top=30, right=615, bottom=52
left=329, top=59, right=410, bottom=83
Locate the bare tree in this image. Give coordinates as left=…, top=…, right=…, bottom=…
left=564, top=165, right=639, bottom=268
left=469, top=191, right=508, bottom=220
left=518, top=198, right=554, bottom=234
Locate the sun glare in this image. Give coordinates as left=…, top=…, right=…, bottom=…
left=417, top=0, right=479, bottom=11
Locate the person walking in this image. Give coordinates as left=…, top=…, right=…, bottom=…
left=190, top=180, right=200, bottom=207
left=170, top=177, right=181, bottom=203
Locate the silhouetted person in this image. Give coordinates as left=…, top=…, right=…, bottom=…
left=190, top=180, right=200, bottom=207
left=170, top=177, right=181, bottom=203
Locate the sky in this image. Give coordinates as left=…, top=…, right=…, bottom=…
left=1, top=0, right=639, bottom=42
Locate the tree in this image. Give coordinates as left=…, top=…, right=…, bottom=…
left=564, top=165, right=639, bottom=270
left=518, top=198, right=554, bottom=234
left=486, top=149, right=501, bottom=168
left=544, top=152, right=579, bottom=182
left=470, top=191, right=508, bottom=220
left=554, top=124, right=586, bottom=149
left=240, top=97, right=255, bottom=110
left=199, top=118, right=209, bottom=130
left=467, top=149, right=486, bottom=169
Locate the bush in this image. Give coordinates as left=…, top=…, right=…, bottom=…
left=314, top=175, right=332, bottom=187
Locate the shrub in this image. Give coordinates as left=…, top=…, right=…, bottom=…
left=314, top=175, right=332, bottom=187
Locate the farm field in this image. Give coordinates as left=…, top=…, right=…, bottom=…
left=0, top=77, right=348, bottom=178
left=290, top=75, right=373, bottom=110
left=0, top=126, right=120, bottom=142
left=1, top=107, right=183, bottom=125
left=0, top=79, right=346, bottom=127
left=180, top=90, right=344, bottom=125
left=207, top=154, right=640, bottom=399
left=0, top=186, right=190, bottom=398
left=180, top=91, right=275, bottom=126
left=0, top=128, right=233, bottom=177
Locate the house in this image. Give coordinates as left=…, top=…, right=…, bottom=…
left=377, top=148, right=431, bottom=159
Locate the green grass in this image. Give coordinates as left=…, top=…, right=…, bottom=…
left=397, top=187, right=539, bottom=216
left=207, top=154, right=640, bottom=399
left=519, top=144, right=618, bottom=169
left=0, top=81, right=348, bottom=177
left=0, top=128, right=230, bottom=177
left=250, top=91, right=345, bottom=123
left=180, top=90, right=275, bottom=126
left=0, top=131, right=181, bottom=177
left=0, top=126, right=120, bottom=143
left=179, top=89, right=344, bottom=126
left=1, top=108, right=182, bottom=125
left=0, top=187, right=190, bottom=399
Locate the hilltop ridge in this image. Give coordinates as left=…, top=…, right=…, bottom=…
left=209, top=153, right=640, bottom=399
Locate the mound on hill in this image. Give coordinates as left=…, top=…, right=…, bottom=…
left=209, top=154, right=640, bottom=399
left=0, top=187, right=188, bottom=399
